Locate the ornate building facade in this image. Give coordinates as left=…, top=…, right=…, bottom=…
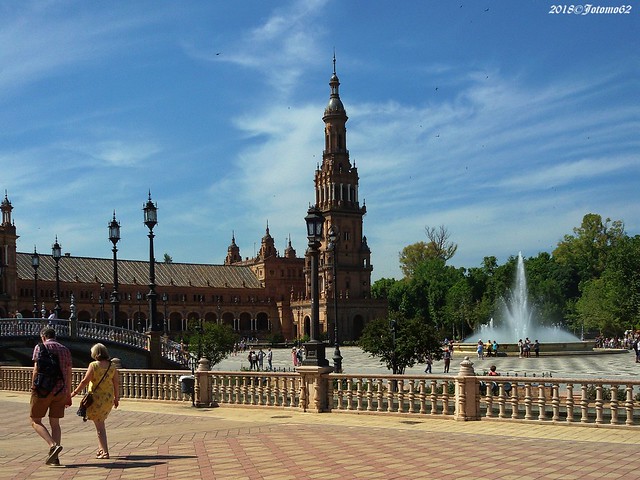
left=0, top=64, right=387, bottom=342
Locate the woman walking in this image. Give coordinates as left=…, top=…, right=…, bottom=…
left=71, top=343, right=119, bottom=459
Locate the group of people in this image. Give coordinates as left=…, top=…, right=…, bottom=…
left=246, top=347, right=273, bottom=370
left=30, top=327, right=119, bottom=466
left=517, top=338, right=540, bottom=358
left=476, top=339, right=500, bottom=359
left=291, top=346, right=305, bottom=366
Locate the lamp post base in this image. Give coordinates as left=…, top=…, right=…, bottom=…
left=332, top=347, right=343, bottom=373
left=302, top=340, right=330, bottom=367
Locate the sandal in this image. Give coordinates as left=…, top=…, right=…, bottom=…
left=96, top=450, right=104, bottom=458
left=97, top=452, right=110, bottom=459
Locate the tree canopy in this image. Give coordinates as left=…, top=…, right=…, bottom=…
left=358, top=313, right=443, bottom=374
left=186, top=321, right=238, bottom=366
left=375, top=213, right=637, bottom=341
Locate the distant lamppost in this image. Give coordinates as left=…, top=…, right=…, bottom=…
left=99, top=283, right=105, bottom=323
left=162, top=292, right=169, bottom=335
left=302, top=206, right=329, bottom=367
left=52, top=237, right=62, bottom=318
left=109, top=211, right=121, bottom=327
left=143, top=192, right=159, bottom=332
left=197, top=317, right=204, bottom=360
left=328, top=225, right=343, bottom=373
left=31, top=247, right=40, bottom=318
left=136, top=291, right=142, bottom=332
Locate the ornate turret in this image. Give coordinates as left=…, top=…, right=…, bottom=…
left=257, top=222, right=278, bottom=260
left=224, top=231, right=242, bottom=265
left=1, top=191, right=13, bottom=227
left=284, top=235, right=296, bottom=259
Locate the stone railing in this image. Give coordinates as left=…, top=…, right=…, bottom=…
left=0, top=318, right=183, bottom=367
left=2, top=356, right=640, bottom=428
left=328, top=374, right=455, bottom=415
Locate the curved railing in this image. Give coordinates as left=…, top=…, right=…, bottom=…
left=0, top=318, right=191, bottom=367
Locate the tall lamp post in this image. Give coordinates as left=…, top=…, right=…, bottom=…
left=136, top=291, right=142, bottom=332
left=31, top=247, right=40, bottom=318
left=52, top=237, right=62, bottom=318
left=328, top=226, right=343, bottom=373
left=302, top=206, right=329, bottom=367
left=162, top=292, right=168, bottom=335
left=143, top=192, right=159, bottom=332
left=99, top=283, right=105, bottom=323
left=109, top=211, right=121, bottom=327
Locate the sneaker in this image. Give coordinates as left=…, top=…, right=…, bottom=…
left=48, top=458, right=61, bottom=467
left=46, top=445, right=63, bottom=465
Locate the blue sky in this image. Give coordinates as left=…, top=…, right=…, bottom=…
left=1, top=0, right=638, bottom=281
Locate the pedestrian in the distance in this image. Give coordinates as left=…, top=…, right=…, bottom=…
left=424, top=354, right=432, bottom=374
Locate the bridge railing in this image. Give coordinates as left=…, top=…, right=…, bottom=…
left=2, top=357, right=640, bottom=428
left=76, top=321, right=148, bottom=350
left=0, top=318, right=182, bottom=365
left=0, top=318, right=69, bottom=338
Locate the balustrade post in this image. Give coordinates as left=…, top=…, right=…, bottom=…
left=454, top=356, right=480, bottom=421
left=296, top=365, right=333, bottom=413
left=195, top=357, right=211, bottom=407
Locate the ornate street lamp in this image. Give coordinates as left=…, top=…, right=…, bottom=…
left=328, top=225, right=343, bottom=373
left=51, top=237, right=62, bottom=318
left=143, top=191, right=159, bottom=332
left=302, top=206, right=329, bottom=367
left=31, top=247, right=40, bottom=318
left=109, top=211, right=121, bottom=327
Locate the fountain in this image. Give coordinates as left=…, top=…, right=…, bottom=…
left=459, top=252, right=590, bottom=355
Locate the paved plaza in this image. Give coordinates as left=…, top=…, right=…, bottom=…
left=217, top=345, right=639, bottom=378
left=2, top=348, right=639, bottom=479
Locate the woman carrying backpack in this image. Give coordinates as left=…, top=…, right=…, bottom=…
left=71, top=343, right=119, bottom=459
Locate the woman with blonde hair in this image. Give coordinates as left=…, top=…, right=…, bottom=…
left=71, top=343, right=119, bottom=459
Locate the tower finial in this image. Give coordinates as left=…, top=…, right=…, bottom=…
left=333, top=49, right=336, bottom=75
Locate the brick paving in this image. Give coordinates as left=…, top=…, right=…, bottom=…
left=2, top=386, right=640, bottom=480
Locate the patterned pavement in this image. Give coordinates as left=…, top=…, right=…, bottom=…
left=3, top=349, right=639, bottom=479
left=217, top=345, right=638, bottom=378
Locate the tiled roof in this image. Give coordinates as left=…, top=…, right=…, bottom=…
left=16, top=253, right=262, bottom=289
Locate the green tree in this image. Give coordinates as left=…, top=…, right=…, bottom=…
left=358, top=313, right=443, bottom=374
left=187, top=321, right=237, bottom=366
left=399, top=242, right=431, bottom=278
left=371, top=277, right=398, bottom=300
left=524, top=252, right=569, bottom=328
left=553, top=213, right=625, bottom=287
left=576, top=235, right=640, bottom=335
left=398, top=226, right=457, bottom=278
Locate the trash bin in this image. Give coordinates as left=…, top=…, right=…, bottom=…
left=180, top=375, right=195, bottom=394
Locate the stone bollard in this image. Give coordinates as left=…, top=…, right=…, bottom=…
left=454, top=356, right=480, bottom=421
left=195, top=357, right=212, bottom=407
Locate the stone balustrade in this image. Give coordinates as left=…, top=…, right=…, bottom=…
left=0, top=318, right=187, bottom=368
left=3, top=356, right=640, bottom=428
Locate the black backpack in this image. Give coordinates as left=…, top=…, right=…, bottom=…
left=33, top=343, right=64, bottom=398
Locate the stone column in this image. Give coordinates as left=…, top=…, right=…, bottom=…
left=454, top=356, right=480, bottom=421
left=195, top=357, right=211, bottom=407
left=296, top=365, right=334, bottom=413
